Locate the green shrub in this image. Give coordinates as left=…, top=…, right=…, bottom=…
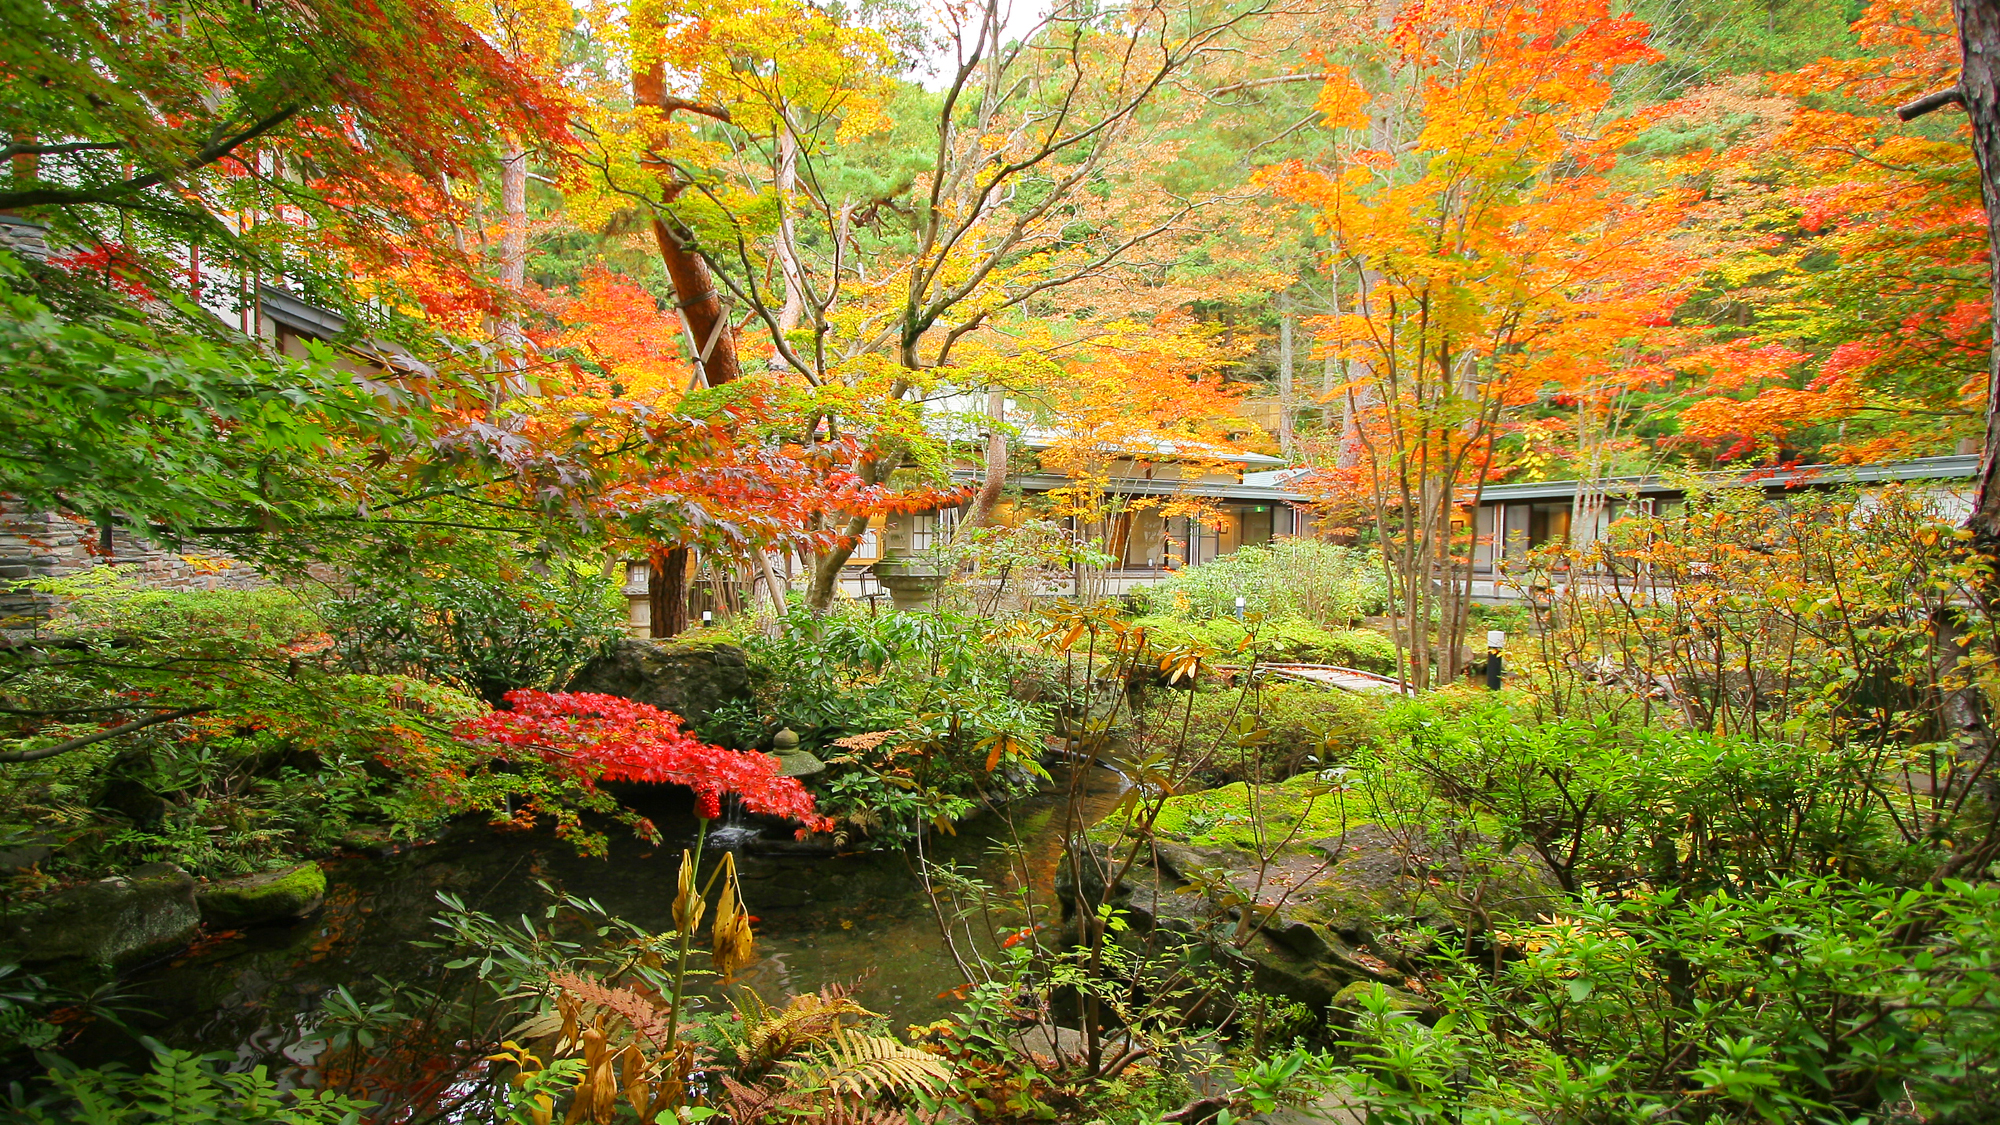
left=1339, top=878, right=2000, bottom=1124
left=1135, top=539, right=1386, bottom=624
left=318, top=531, right=622, bottom=707
left=722, top=605, right=1057, bottom=842
left=1356, top=698, right=1929, bottom=895
left=0, top=571, right=659, bottom=880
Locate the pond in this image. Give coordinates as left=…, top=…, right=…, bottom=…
left=66, top=766, right=1130, bottom=1084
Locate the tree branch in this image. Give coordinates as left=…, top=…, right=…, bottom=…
left=0, top=140, right=125, bottom=159
left=0, top=106, right=300, bottom=210
left=1209, top=72, right=1331, bottom=97
left=1898, top=86, right=1965, bottom=121
left=0, top=706, right=213, bottom=763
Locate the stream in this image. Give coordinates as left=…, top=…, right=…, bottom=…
left=66, top=766, right=1130, bottom=1081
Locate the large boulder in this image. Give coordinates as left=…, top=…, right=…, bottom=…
left=0, top=862, right=199, bottom=970
left=1070, top=780, right=1563, bottom=1016
left=566, top=638, right=752, bottom=731
left=196, top=863, right=327, bottom=928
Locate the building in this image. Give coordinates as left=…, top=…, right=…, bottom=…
left=828, top=434, right=1314, bottom=604
left=1465, top=454, right=1979, bottom=601
left=620, top=431, right=1321, bottom=626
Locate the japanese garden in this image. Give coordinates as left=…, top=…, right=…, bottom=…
left=6, top=0, right=2000, bottom=1122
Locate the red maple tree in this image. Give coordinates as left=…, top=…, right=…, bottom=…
left=455, top=690, right=832, bottom=835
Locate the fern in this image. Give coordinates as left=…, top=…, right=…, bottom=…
left=781, top=1026, right=951, bottom=1100
left=548, top=970, right=673, bottom=1049
left=724, top=984, right=879, bottom=1074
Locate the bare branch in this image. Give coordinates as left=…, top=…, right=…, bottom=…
left=1209, top=72, right=1331, bottom=96
left=1898, top=86, right=1965, bottom=121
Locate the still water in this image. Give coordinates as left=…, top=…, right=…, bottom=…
left=81, top=767, right=1129, bottom=1080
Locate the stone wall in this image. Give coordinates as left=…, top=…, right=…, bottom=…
left=1, top=503, right=264, bottom=629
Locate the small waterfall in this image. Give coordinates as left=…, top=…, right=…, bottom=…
left=704, top=792, right=763, bottom=850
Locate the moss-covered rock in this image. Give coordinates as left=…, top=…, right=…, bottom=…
left=1330, top=980, right=1437, bottom=1028
left=1077, top=782, right=1563, bottom=1022
left=0, top=862, right=198, bottom=970
left=566, top=638, right=751, bottom=731
left=1093, top=774, right=1370, bottom=852
left=337, top=824, right=398, bottom=856
left=196, top=863, right=327, bottom=928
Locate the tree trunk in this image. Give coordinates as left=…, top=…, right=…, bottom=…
left=1916, top=4, right=2000, bottom=880
left=497, top=136, right=528, bottom=395
left=651, top=215, right=741, bottom=389
left=1277, top=298, right=1296, bottom=458
left=771, top=117, right=806, bottom=369
left=808, top=511, right=873, bottom=609
left=648, top=546, right=692, bottom=639
left=1957, top=0, right=2000, bottom=541
left=963, top=386, right=1009, bottom=531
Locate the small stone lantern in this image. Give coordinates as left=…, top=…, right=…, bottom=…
left=767, top=727, right=825, bottom=778
left=868, top=509, right=945, bottom=610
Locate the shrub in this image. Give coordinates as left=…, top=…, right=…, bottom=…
left=722, top=605, right=1057, bottom=842
left=1356, top=698, right=1931, bottom=896
left=1339, top=879, right=2000, bottom=1124
left=0, top=573, right=512, bottom=879
left=0, top=572, right=677, bottom=879
left=1135, top=538, right=1386, bottom=624
left=317, top=532, right=622, bottom=707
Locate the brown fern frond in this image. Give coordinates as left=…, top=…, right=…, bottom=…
left=719, top=1074, right=783, bottom=1123
left=549, top=970, right=673, bottom=1050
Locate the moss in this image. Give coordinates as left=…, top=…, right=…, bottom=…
left=1096, top=774, right=1371, bottom=853
left=195, top=863, right=327, bottom=927
left=0, top=863, right=199, bottom=971
left=1131, top=616, right=1398, bottom=673
left=1133, top=682, right=1383, bottom=787
left=1332, top=980, right=1434, bottom=1021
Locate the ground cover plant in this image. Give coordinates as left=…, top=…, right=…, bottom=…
left=1134, top=540, right=1387, bottom=628
left=0, top=571, right=492, bottom=883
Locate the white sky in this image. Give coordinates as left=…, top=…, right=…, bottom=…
left=907, top=0, right=1052, bottom=90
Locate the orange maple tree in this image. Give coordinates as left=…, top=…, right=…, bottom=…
left=1262, top=0, right=1691, bottom=687
left=1663, top=0, right=1984, bottom=463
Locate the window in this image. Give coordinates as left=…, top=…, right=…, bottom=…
left=1528, top=503, right=1570, bottom=550
left=909, top=509, right=956, bottom=551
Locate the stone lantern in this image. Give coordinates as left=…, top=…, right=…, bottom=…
left=868, top=508, right=945, bottom=610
